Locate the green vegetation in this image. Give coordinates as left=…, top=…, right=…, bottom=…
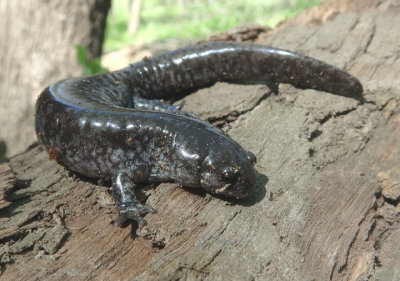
left=105, top=0, right=322, bottom=52
left=76, top=45, right=108, bottom=75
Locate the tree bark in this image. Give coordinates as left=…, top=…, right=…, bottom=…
left=1, top=0, right=400, bottom=280
left=0, top=0, right=111, bottom=157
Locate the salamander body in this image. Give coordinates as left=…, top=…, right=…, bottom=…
left=35, top=42, right=363, bottom=225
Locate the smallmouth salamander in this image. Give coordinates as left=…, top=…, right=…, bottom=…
left=35, top=42, right=363, bottom=226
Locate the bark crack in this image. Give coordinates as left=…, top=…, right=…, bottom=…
left=363, top=23, right=376, bottom=54
left=207, top=90, right=272, bottom=128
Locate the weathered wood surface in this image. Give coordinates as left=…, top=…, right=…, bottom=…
left=1, top=1, right=400, bottom=280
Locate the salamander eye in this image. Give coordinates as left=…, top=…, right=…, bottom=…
left=246, top=151, right=257, bottom=164
left=221, top=167, right=238, bottom=182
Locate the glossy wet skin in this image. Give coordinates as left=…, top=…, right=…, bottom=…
left=199, top=140, right=257, bottom=198
left=35, top=42, right=363, bottom=226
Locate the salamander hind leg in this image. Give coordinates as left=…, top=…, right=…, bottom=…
left=133, top=96, right=181, bottom=113
left=112, top=170, right=155, bottom=227
left=132, top=96, right=199, bottom=118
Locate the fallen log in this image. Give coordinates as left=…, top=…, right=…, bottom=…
left=1, top=1, right=399, bottom=280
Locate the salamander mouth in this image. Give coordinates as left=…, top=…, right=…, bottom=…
left=213, top=182, right=252, bottom=199
left=214, top=183, right=232, bottom=194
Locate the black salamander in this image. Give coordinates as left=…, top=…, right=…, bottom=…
left=35, top=42, right=363, bottom=226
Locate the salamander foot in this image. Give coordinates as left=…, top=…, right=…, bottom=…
left=112, top=171, right=156, bottom=227
left=114, top=201, right=155, bottom=227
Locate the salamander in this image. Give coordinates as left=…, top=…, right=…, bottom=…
left=35, top=42, right=363, bottom=226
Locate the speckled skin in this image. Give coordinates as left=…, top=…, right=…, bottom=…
left=35, top=42, right=363, bottom=226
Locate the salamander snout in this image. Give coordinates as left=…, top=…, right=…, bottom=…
left=200, top=149, right=257, bottom=198
left=245, top=151, right=257, bottom=165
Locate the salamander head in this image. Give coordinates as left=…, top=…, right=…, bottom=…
left=200, top=147, right=257, bottom=198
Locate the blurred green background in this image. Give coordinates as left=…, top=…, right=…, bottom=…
left=104, top=0, right=322, bottom=52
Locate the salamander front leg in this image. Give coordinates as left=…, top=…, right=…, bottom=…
left=112, top=171, right=155, bottom=227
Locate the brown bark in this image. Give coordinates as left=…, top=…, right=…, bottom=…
left=0, top=0, right=111, bottom=157
left=1, top=0, right=400, bottom=280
